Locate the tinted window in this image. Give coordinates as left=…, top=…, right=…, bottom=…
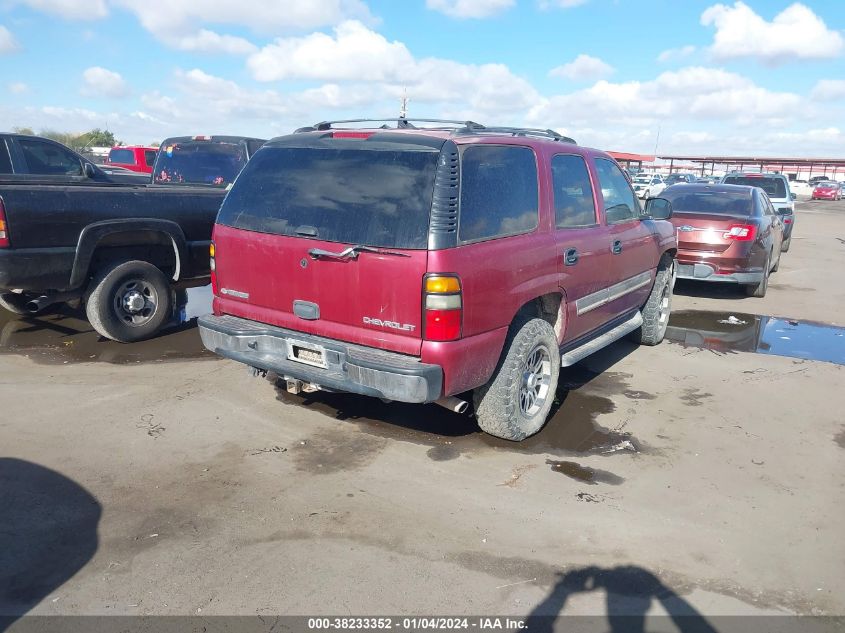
left=145, top=150, right=157, bottom=167
left=459, top=145, right=538, bottom=242
left=552, top=154, right=596, bottom=228
left=153, top=141, right=247, bottom=186
left=663, top=190, right=752, bottom=215
left=0, top=140, right=12, bottom=174
left=723, top=176, right=787, bottom=198
left=19, top=139, right=82, bottom=176
left=247, top=140, right=265, bottom=157
left=109, top=148, right=135, bottom=164
left=218, top=146, right=438, bottom=249
left=595, top=158, right=639, bottom=223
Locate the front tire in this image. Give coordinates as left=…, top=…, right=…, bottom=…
left=85, top=260, right=173, bottom=342
left=474, top=317, right=560, bottom=441
left=632, top=256, right=674, bottom=346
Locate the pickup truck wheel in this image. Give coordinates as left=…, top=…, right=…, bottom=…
left=632, top=257, right=674, bottom=346
left=85, top=260, right=173, bottom=343
left=781, top=236, right=791, bottom=253
left=0, top=293, right=31, bottom=315
left=473, top=317, right=560, bottom=441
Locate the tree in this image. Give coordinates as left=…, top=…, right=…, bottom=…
left=12, top=126, right=34, bottom=135
left=78, top=128, right=117, bottom=148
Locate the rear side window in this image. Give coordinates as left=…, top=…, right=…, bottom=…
left=552, top=154, right=596, bottom=228
left=459, top=145, right=538, bottom=242
left=723, top=176, right=787, bottom=198
left=595, top=158, right=639, bottom=223
left=18, top=138, right=83, bottom=176
left=109, top=148, right=135, bottom=164
left=217, top=146, right=438, bottom=249
left=246, top=140, right=265, bottom=157
left=0, top=140, right=12, bottom=174
left=145, top=150, right=157, bottom=167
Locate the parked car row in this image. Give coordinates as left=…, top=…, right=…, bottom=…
left=0, top=120, right=799, bottom=442
left=0, top=132, right=265, bottom=341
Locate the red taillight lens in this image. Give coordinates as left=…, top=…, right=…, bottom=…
left=332, top=131, right=373, bottom=139
left=784, top=218, right=793, bottom=224
left=209, top=241, right=217, bottom=294
left=0, top=197, right=9, bottom=248
left=723, top=224, right=756, bottom=241
left=423, top=275, right=462, bottom=342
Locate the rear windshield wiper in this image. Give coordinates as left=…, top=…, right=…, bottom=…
left=308, top=245, right=410, bottom=260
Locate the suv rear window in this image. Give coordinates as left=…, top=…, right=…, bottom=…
left=109, top=148, right=135, bottom=164
left=217, top=146, right=438, bottom=249
left=153, top=141, right=247, bottom=186
left=459, top=145, right=538, bottom=242
left=663, top=190, right=752, bottom=215
left=145, top=150, right=157, bottom=167
left=723, top=176, right=786, bottom=198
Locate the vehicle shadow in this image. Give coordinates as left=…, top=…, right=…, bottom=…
left=271, top=336, right=640, bottom=444
left=673, top=279, right=748, bottom=301
left=0, top=458, right=101, bottom=632
left=526, top=565, right=718, bottom=633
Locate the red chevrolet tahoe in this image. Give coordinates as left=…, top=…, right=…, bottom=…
left=198, top=120, right=677, bottom=440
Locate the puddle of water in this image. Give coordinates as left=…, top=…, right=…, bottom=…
left=666, top=310, right=845, bottom=366
left=0, top=285, right=214, bottom=365
left=272, top=366, right=643, bottom=460
left=546, top=459, right=625, bottom=485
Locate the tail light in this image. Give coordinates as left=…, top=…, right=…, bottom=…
left=332, top=131, right=374, bottom=139
left=423, top=274, right=462, bottom=342
left=0, top=197, right=9, bottom=248
left=723, top=224, right=756, bottom=241
left=209, top=241, right=217, bottom=294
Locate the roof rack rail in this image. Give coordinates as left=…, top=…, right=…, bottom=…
left=296, top=118, right=485, bottom=132
left=454, top=126, right=576, bottom=144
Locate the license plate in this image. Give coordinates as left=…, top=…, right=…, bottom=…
left=287, top=340, right=327, bottom=368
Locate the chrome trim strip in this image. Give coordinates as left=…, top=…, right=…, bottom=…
left=575, top=271, right=653, bottom=316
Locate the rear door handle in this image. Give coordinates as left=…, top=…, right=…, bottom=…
left=612, top=240, right=623, bottom=255
left=564, top=247, right=579, bottom=266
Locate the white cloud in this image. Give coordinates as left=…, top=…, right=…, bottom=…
left=811, top=79, right=845, bottom=102
left=20, top=0, right=107, bottom=20
left=549, top=54, right=614, bottom=81
left=426, top=0, right=514, bottom=19
left=81, top=67, right=130, bottom=98
left=0, top=25, right=20, bottom=54
left=701, top=1, right=844, bottom=64
left=8, top=81, right=29, bottom=94
left=248, top=21, right=414, bottom=82
left=539, top=0, right=590, bottom=8
left=657, top=45, right=696, bottom=63
left=112, top=0, right=374, bottom=54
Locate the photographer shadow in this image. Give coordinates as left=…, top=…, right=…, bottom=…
left=0, top=458, right=101, bottom=632
left=526, top=566, right=718, bottom=633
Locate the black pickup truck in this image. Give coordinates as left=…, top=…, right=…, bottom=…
left=0, top=133, right=265, bottom=342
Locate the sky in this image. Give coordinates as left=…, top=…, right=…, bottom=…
left=0, top=0, right=844, bottom=156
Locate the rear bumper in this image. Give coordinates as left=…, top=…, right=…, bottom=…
left=675, top=261, right=764, bottom=284
left=198, top=314, right=443, bottom=403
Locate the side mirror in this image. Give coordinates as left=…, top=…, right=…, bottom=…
left=644, top=197, right=672, bottom=220
left=790, top=193, right=797, bottom=201
left=83, top=162, right=97, bottom=178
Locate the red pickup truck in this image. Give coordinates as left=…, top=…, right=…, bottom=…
left=105, top=145, right=158, bottom=174
left=198, top=120, right=678, bottom=440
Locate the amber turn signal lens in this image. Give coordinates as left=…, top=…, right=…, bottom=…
left=209, top=242, right=216, bottom=258
left=425, top=276, right=460, bottom=294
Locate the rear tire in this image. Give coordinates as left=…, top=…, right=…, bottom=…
left=781, top=236, right=791, bottom=253
left=474, top=317, right=560, bottom=442
left=632, top=256, right=674, bottom=346
left=85, top=260, right=173, bottom=342
left=744, top=254, right=770, bottom=298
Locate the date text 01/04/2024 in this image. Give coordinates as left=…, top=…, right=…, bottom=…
left=306, top=618, right=527, bottom=630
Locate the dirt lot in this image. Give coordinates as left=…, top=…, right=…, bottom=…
left=1, top=200, right=844, bottom=626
